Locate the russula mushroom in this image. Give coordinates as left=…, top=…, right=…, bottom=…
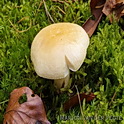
left=31, top=23, right=89, bottom=89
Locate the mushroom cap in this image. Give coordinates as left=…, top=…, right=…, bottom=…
left=31, top=23, right=89, bottom=79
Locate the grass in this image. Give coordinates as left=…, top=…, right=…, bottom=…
left=0, top=0, right=124, bottom=123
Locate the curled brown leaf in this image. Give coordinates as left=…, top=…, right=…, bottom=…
left=83, top=0, right=124, bottom=36
left=63, top=93, right=96, bottom=111
left=3, top=87, right=51, bottom=124
left=102, top=0, right=124, bottom=22
left=82, top=0, right=106, bottom=37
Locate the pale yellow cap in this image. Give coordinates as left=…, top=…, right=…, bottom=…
left=31, top=23, right=89, bottom=79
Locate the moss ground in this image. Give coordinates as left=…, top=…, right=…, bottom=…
left=0, top=0, right=124, bottom=123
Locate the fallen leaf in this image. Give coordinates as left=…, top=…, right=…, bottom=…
left=114, top=0, right=124, bottom=20
left=63, top=93, right=96, bottom=111
left=3, top=87, right=51, bottom=124
left=102, top=0, right=116, bottom=16
left=117, top=0, right=124, bottom=3
left=83, top=0, right=124, bottom=36
left=102, top=0, right=124, bottom=22
left=82, top=0, right=106, bottom=37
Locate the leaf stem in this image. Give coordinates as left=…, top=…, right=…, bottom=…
left=0, top=99, right=9, bottom=105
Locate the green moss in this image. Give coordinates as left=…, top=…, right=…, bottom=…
left=0, top=0, right=124, bottom=123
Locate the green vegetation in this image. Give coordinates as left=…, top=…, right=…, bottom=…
left=0, top=0, right=124, bottom=123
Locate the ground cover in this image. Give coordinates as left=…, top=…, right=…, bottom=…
left=0, top=0, right=124, bottom=123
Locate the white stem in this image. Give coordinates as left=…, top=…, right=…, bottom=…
left=54, top=72, right=70, bottom=89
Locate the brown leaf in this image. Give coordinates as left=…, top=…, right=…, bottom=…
left=116, top=0, right=124, bottom=3
left=3, top=87, right=51, bottom=124
left=82, top=0, right=106, bottom=37
left=102, top=0, right=124, bottom=22
left=114, top=1, right=124, bottom=20
left=102, top=0, right=116, bottom=16
left=63, top=93, right=96, bottom=111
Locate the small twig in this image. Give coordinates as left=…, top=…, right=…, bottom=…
left=75, top=85, right=87, bottom=124
left=34, top=1, right=43, bottom=19
left=64, top=0, right=71, bottom=3
left=109, top=91, right=117, bottom=106
left=52, top=0, right=70, bottom=4
left=0, top=99, right=9, bottom=104
left=8, top=19, right=32, bottom=33
left=38, top=0, right=43, bottom=9
left=15, top=6, right=22, bottom=8
left=57, top=6, right=66, bottom=14
left=17, top=16, right=29, bottom=23
left=95, top=4, right=104, bottom=9
left=109, top=80, right=122, bottom=107
left=52, top=0, right=65, bottom=3
left=42, top=0, right=55, bottom=23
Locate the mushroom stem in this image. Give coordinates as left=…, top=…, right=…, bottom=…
left=54, top=72, right=70, bottom=89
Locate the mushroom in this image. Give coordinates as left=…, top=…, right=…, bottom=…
left=31, top=23, right=89, bottom=89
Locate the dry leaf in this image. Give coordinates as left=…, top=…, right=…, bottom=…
left=116, top=0, right=124, bottom=3
left=102, top=0, right=116, bottom=16
left=3, top=87, right=51, bottom=124
left=63, top=93, right=96, bottom=111
left=82, top=0, right=106, bottom=37
left=102, top=0, right=124, bottom=22
left=83, top=0, right=124, bottom=36
left=114, top=0, right=124, bottom=20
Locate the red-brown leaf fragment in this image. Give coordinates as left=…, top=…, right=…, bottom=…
left=102, top=0, right=124, bottom=22
left=63, top=93, right=96, bottom=111
left=82, top=0, right=106, bottom=37
left=102, top=0, right=116, bottom=16
left=3, top=87, right=50, bottom=124
left=114, top=1, right=124, bottom=20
